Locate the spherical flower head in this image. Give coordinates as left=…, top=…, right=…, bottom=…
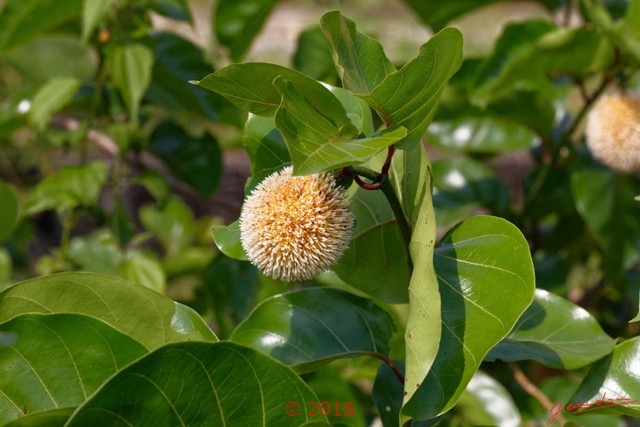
left=240, top=166, right=355, bottom=282
left=585, top=91, right=640, bottom=173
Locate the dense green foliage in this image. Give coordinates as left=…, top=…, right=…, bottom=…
left=1, top=0, right=640, bottom=426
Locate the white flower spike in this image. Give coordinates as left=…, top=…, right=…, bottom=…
left=240, top=166, right=355, bottom=282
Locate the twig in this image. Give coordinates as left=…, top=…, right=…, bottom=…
left=509, top=363, right=567, bottom=426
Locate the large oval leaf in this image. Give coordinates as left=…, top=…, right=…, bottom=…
left=0, top=313, right=148, bottom=424
left=192, top=63, right=338, bottom=117
left=365, top=28, right=463, bottom=149
left=0, top=272, right=217, bottom=349
left=4, top=407, right=74, bottom=427
left=65, top=342, right=328, bottom=426
left=486, top=289, right=615, bottom=369
left=230, top=288, right=396, bottom=373
left=568, top=337, right=640, bottom=417
left=402, top=215, right=535, bottom=421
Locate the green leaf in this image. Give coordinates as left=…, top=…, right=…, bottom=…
left=403, top=0, right=498, bottom=31
left=243, top=114, right=290, bottom=191
left=293, top=26, right=338, bottom=84
left=3, top=407, right=74, bottom=427
left=148, top=121, right=222, bottom=195
left=28, top=77, right=81, bottom=130
left=105, top=43, right=154, bottom=120
left=139, top=195, right=194, bottom=255
left=0, top=272, right=217, bottom=349
left=450, top=370, right=522, bottom=427
left=431, top=157, right=510, bottom=228
left=427, top=116, right=539, bottom=153
left=365, top=28, right=463, bottom=149
left=203, top=255, right=258, bottom=338
left=192, top=63, right=341, bottom=117
left=403, top=215, right=535, bottom=421
left=214, top=0, right=279, bottom=61
left=144, top=32, right=245, bottom=125
left=401, top=145, right=440, bottom=419
left=319, top=11, right=395, bottom=95
left=0, top=313, right=148, bottom=424
left=571, top=161, right=640, bottom=284
left=67, top=230, right=119, bottom=275
left=82, top=0, right=117, bottom=41
left=0, top=0, right=83, bottom=52
left=569, top=336, right=640, bottom=417
left=211, top=220, right=249, bottom=261
left=275, top=78, right=407, bottom=175
left=119, top=251, right=166, bottom=293
left=333, top=186, right=412, bottom=303
left=230, top=288, right=396, bottom=373
left=25, top=161, right=108, bottom=215
left=470, top=22, right=613, bottom=105
left=373, top=361, right=405, bottom=427
left=66, top=342, right=327, bottom=426
left=0, top=180, right=19, bottom=242
left=486, top=289, right=615, bottom=369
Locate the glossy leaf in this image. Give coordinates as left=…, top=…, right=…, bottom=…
left=427, top=116, right=539, bottom=153
left=0, top=313, right=148, bottom=424
left=149, top=121, right=222, bottom=195
left=401, top=144, right=440, bottom=417
left=450, top=370, right=521, bottom=427
left=192, top=63, right=353, bottom=117
left=230, top=288, right=396, bottom=373
left=214, top=0, right=279, bottom=61
left=432, top=157, right=510, bottom=227
left=365, top=28, right=463, bottom=149
left=333, top=186, right=412, bottom=303
left=0, top=180, right=19, bottom=242
left=487, top=289, right=615, bottom=369
left=403, top=215, right=535, bottom=421
left=319, top=11, right=395, bottom=95
left=0, top=272, right=217, bottom=349
left=82, top=0, right=117, bottom=41
left=66, top=342, right=327, bottom=426
left=105, top=43, right=154, bottom=120
left=211, top=220, right=249, bottom=261
left=144, top=32, right=244, bottom=125
left=471, top=22, right=613, bottom=105
left=571, top=161, right=640, bottom=284
left=28, top=77, right=81, bottom=130
left=0, top=0, right=83, bottom=52
left=569, top=337, right=640, bottom=417
left=149, top=0, right=191, bottom=21
left=24, top=161, right=108, bottom=215
left=275, top=78, right=406, bottom=175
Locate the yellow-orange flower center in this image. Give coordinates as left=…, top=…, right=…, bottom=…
left=239, top=167, right=354, bottom=282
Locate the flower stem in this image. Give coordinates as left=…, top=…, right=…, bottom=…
left=351, top=165, right=412, bottom=254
